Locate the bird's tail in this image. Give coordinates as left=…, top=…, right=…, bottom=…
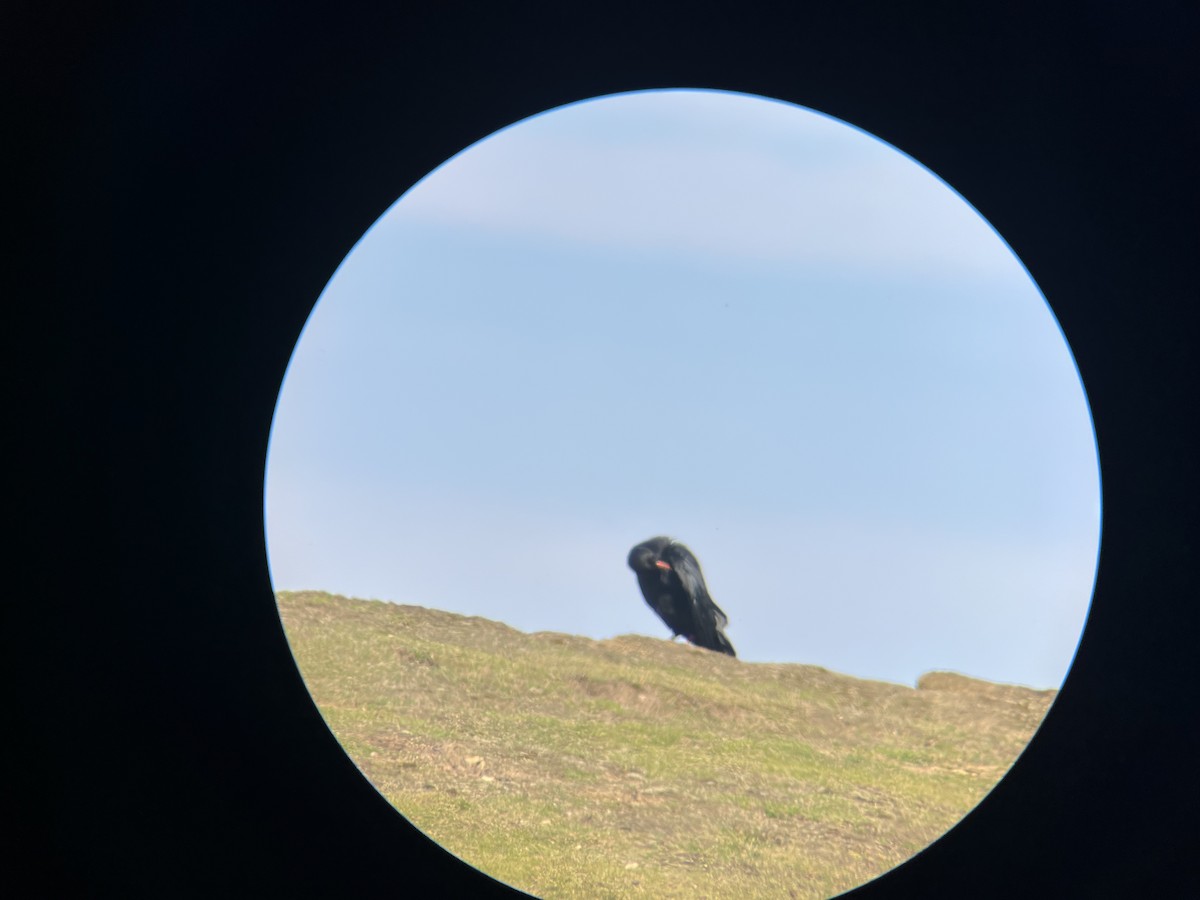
left=710, top=630, right=736, bottom=657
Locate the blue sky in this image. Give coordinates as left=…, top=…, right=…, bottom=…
left=264, top=89, right=1101, bottom=690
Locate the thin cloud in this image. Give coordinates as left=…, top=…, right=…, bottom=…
left=392, top=92, right=1017, bottom=278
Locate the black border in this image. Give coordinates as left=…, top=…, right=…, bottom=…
left=13, top=2, right=1197, bottom=895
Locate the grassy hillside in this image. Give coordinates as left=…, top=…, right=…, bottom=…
left=277, top=591, right=1055, bottom=900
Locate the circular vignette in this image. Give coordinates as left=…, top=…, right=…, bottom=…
left=265, top=89, right=1100, bottom=900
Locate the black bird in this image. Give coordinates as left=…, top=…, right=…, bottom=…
left=627, top=537, right=736, bottom=657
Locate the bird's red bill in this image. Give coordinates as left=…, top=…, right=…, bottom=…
left=655, top=560, right=672, bottom=570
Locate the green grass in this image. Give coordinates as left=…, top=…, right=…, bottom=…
left=277, top=590, right=1056, bottom=899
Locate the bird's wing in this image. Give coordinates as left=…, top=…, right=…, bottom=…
left=709, top=600, right=730, bottom=632
left=662, top=542, right=728, bottom=633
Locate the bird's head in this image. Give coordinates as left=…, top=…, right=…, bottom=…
left=627, top=537, right=673, bottom=574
